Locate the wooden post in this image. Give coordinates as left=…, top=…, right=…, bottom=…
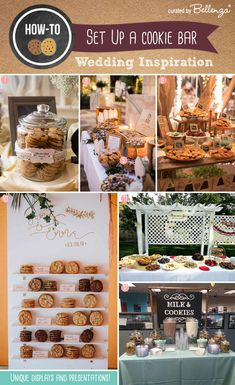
left=205, top=289, right=209, bottom=328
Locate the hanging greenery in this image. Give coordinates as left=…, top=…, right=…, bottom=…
left=10, top=193, right=58, bottom=227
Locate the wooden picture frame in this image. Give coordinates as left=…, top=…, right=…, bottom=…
left=107, top=132, right=122, bottom=151
left=157, top=115, right=170, bottom=137
left=8, top=96, right=57, bottom=154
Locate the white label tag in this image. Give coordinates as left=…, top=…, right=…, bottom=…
left=33, top=266, right=50, bottom=274
left=64, top=334, right=80, bottom=343
left=15, top=142, right=66, bottom=164
left=33, top=351, right=48, bottom=358
left=36, top=317, right=52, bottom=326
left=59, top=284, right=76, bottom=292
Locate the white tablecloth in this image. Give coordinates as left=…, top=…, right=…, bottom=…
left=119, top=256, right=235, bottom=282
left=81, top=131, right=106, bottom=191
left=0, top=143, right=78, bottom=192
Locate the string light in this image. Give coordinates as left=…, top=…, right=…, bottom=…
left=174, top=75, right=183, bottom=116
left=213, top=75, right=223, bottom=113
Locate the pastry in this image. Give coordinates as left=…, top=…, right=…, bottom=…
left=158, top=257, right=170, bottom=264
left=101, top=174, right=134, bottom=192
left=20, top=330, right=32, bottom=342
left=55, top=313, right=70, bottom=326
left=36, top=162, right=62, bottom=182
left=79, top=279, right=91, bottom=292
left=119, top=258, right=136, bottom=268
left=209, top=148, right=234, bottom=160
left=174, top=256, right=189, bottom=264
left=83, top=266, right=98, bottom=274
left=21, top=299, right=35, bottom=308
left=137, top=256, right=152, bottom=266
left=35, top=329, right=48, bottom=342
left=20, top=160, right=39, bottom=178
left=20, top=265, right=33, bottom=274
left=50, top=344, right=64, bottom=358
left=98, top=150, right=121, bottom=167
left=184, top=261, right=197, bottom=269
left=27, top=39, right=42, bottom=55
left=165, top=145, right=205, bottom=161
left=220, top=261, right=235, bottom=270
left=81, top=344, right=95, bottom=358
left=20, top=345, right=33, bottom=359
left=205, top=259, right=217, bottom=267
left=49, top=260, right=64, bottom=274
left=25, top=131, right=48, bottom=148
left=41, top=38, right=57, bottom=56
left=61, top=298, right=76, bottom=308
left=89, top=311, right=104, bottom=326
left=18, top=310, right=32, bottom=325
left=145, top=263, right=160, bottom=271
left=80, top=329, right=94, bottom=343
left=65, top=261, right=80, bottom=274
left=72, top=311, right=88, bottom=326
left=162, top=262, right=179, bottom=271
left=214, top=118, right=231, bottom=128
left=38, top=294, right=54, bottom=308
left=90, top=280, right=103, bottom=292
left=192, top=253, right=204, bottom=261
left=83, top=294, right=97, bottom=308
left=49, top=330, right=62, bottom=342
left=65, top=345, right=79, bottom=359
left=28, top=277, right=43, bottom=292
left=44, top=280, right=57, bottom=292
left=149, top=254, right=162, bottom=260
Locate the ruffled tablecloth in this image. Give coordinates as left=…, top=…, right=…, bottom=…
left=0, top=142, right=78, bottom=192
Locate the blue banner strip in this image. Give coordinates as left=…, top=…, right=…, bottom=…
left=0, top=371, right=118, bottom=385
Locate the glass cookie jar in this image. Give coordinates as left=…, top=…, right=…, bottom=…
left=15, top=104, right=67, bottom=182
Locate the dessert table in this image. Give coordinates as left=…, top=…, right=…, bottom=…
left=119, top=257, right=235, bottom=282
left=119, top=350, right=235, bottom=385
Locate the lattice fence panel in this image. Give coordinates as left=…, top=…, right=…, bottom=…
left=213, top=216, right=235, bottom=244
left=147, top=214, right=211, bottom=245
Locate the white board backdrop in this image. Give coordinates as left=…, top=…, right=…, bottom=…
left=8, top=193, right=110, bottom=369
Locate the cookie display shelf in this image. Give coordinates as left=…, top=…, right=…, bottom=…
left=10, top=272, right=108, bottom=369
left=8, top=194, right=111, bottom=370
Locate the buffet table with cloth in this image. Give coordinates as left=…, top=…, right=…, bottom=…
left=119, top=258, right=235, bottom=283
left=81, top=131, right=142, bottom=191
left=119, top=350, right=235, bottom=385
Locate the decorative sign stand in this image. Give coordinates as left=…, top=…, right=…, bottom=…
left=8, top=194, right=110, bottom=369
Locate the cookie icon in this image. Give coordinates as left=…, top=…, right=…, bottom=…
left=28, top=39, right=42, bottom=55
left=41, top=38, right=57, bottom=56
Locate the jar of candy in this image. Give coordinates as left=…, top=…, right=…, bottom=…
left=129, top=330, right=144, bottom=346
left=126, top=341, right=136, bottom=355
left=221, top=339, right=230, bottom=353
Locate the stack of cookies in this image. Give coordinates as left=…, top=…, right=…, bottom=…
left=79, top=279, right=91, bottom=292
left=55, top=313, right=70, bottom=326
left=83, top=266, right=98, bottom=274
left=65, top=346, right=79, bottom=359
left=20, top=330, right=32, bottom=342
left=49, top=330, right=62, bottom=343
left=20, top=265, right=34, bottom=274
left=20, top=345, right=33, bottom=359
left=21, top=299, right=35, bottom=308
left=61, top=298, right=76, bottom=308
left=44, top=280, right=57, bottom=292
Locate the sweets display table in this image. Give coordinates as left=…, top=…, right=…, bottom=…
left=119, top=350, right=235, bottom=385
left=119, top=256, right=235, bottom=283
left=0, top=143, right=78, bottom=191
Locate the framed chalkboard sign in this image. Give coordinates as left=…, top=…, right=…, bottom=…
left=157, top=115, right=170, bottom=137
left=8, top=96, right=57, bottom=154
left=155, top=291, right=202, bottom=326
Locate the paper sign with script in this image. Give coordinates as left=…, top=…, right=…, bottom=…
left=136, top=109, right=155, bottom=137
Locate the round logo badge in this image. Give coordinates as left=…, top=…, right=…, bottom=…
left=9, top=5, right=73, bottom=69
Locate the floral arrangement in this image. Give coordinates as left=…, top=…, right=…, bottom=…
left=49, top=75, right=78, bottom=96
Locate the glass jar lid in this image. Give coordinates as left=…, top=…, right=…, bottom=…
left=19, top=104, right=67, bottom=130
